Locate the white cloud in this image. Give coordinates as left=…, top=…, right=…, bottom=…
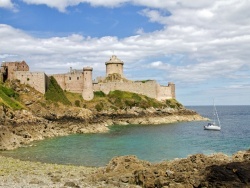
left=0, top=1, right=250, bottom=89
left=227, top=84, right=250, bottom=89
left=0, top=0, right=16, bottom=11
left=10, top=0, right=216, bottom=12
left=197, top=9, right=214, bottom=19
left=135, top=28, right=144, bottom=35
left=0, top=54, right=18, bottom=59
left=150, top=61, right=163, bottom=67
left=139, top=9, right=169, bottom=25
left=21, top=0, right=129, bottom=12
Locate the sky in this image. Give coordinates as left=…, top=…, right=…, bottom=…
left=0, top=0, right=250, bottom=106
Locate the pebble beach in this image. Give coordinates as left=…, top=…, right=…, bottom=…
left=0, top=155, right=99, bottom=188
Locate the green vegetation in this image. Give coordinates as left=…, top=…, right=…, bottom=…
left=45, top=76, right=71, bottom=105
left=94, top=91, right=106, bottom=98
left=107, top=90, right=164, bottom=109
left=166, top=99, right=183, bottom=109
left=0, top=84, right=23, bottom=110
left=80, top=90, right=182, bottom=111
left=135, top=80, right=153, bottom=83
left=64, top=89, right=183, bottom=111
left=95, top=102, right=104, bottom=112
left=0, top=85, right=19, bottom=99
left=64, top=92, right=83, bottom=106
left=75, top=100, right=80, bottom=107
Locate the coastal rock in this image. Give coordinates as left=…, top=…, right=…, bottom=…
left=90, top=155, right=152, bottom=186
left=0, top=149, right=249, bottom=187
left=118, top=114, right=207, bottom=125
left=0, top=121, right=111, bottom=150
left=204, top=161, right=250, bottom=187
left=232, top=149, right=250, bottom=162
left=0, top=106, right=6, bottom=123
left=0, top=126, right=22, bottom=150
left=90, top=150, right=250, bottom=188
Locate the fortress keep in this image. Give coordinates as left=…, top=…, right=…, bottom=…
left=0, top=55, right=175, bottom=101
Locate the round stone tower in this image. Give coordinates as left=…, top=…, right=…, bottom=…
left=82, top=67, right=94, bottom=101
left=105, top=55, right=124, bottom=77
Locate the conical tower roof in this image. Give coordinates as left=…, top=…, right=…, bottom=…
left=105, top=55, right=124, bottom=65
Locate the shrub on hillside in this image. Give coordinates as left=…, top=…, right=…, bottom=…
left=75, top=100, right=80, bottom=107
left=95, top=102, right=104, bottom=112
left=94, top=91, right=106, bottom=98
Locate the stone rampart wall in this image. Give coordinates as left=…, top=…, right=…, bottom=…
left=157, top=85, right=173, bottom=100
left=14, top=71, right=47, bottom=94
left=53, top=74, right=66, bottom=90
left=53, top=72, right=84, bottom=93
left=2, top=56, right=175, bottom=101
left=93, top=80, right=174, bottom=100
left=93, top=81, right=158, bottom=99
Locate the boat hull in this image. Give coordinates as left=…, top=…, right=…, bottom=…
left=204, top=125, right=221, bottom=131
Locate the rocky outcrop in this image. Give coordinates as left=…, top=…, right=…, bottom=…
left=93, top=107, right=207, bottom=125
left=90, top=150, right=250, bottom=188
left=0, top=111, right=205, bottom=151
left=0, top=122, right=109, bottom=150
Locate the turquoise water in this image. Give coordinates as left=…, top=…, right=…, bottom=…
left=1, top=106, right=250, bottom=167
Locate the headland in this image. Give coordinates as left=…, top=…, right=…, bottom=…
left=0, top=74, right=207, bottom=150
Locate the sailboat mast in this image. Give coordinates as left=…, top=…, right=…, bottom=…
left=214, top=101, right=221, bottom=127
left=213, top=100, right=216, bottom=124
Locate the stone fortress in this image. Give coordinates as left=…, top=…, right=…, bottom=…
left=0, top=55, right=175, bottom=101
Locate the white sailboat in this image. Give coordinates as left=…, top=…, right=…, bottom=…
left=204, top=101, right=221, bottom=131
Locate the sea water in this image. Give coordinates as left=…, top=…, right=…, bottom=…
left=1, top=106, right=249, bottom=167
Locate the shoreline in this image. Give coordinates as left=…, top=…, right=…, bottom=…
left=1, top=109, right=249, bottom=187
left=0, top=149, right=249, bottom=188
left=0, top=113, right=207, bottom=151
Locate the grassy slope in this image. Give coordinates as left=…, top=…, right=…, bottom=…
left=44, top=76, right=71, bottom=105
left=0, top=84, right=23, bottom=110
left=65, top=90, right=183, bottom=112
